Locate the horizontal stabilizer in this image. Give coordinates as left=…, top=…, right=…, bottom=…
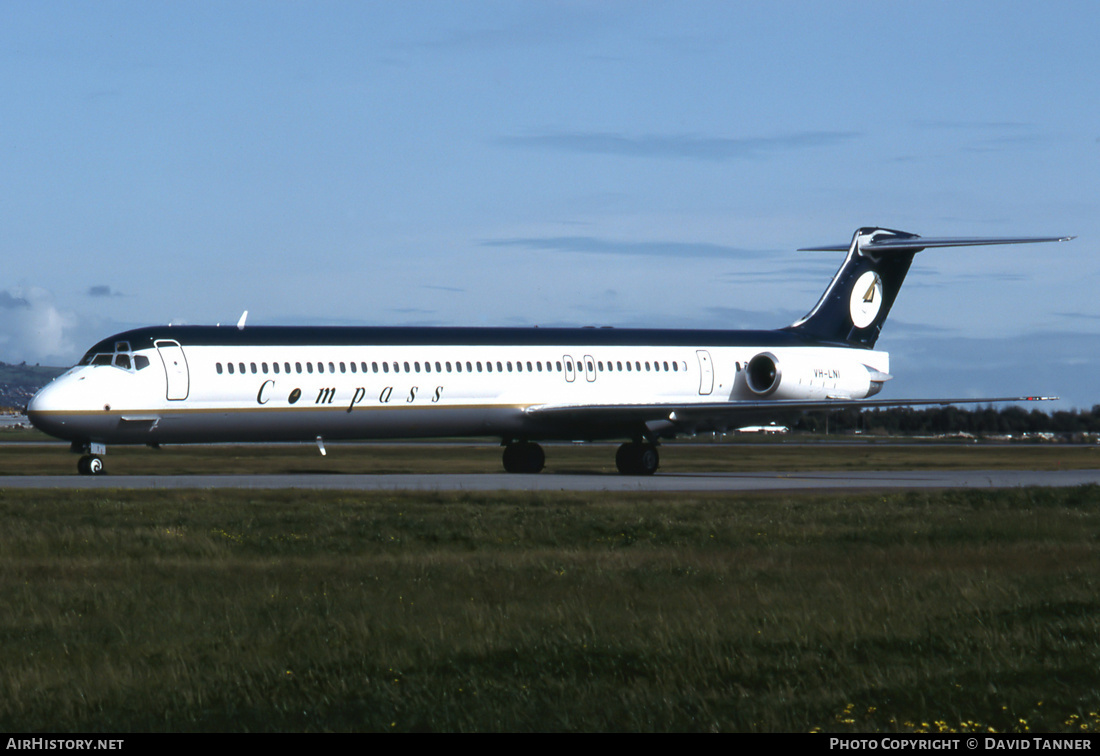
left=799, top=235, right=1074, bottom=253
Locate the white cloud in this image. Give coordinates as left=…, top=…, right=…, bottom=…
left=0, top=286, right=77, bottom=364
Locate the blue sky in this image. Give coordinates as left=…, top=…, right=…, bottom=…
left=2, top=1, right=1098, bottom=407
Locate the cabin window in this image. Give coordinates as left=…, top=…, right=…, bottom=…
left=317, top=362, right=324, bottom=374
left=486, top=361, right=493, bottom=373
left=383, top=362, right=390, bottom=373
left=273, top=362, right=280, bottom=374
left=284, top=362, right=291, bottom=374
left=329, top=362, right=335, bottom=373
left=227, top=363, right=235, bottom=375
left=372, top=362, right=378, bottom=373
left=477, top=362, right=483, bottom=372
left=134, top=355, right=149, bottom=370
left=403, top=361, right=410, bottom=373
left=415, top=362, right=421, bottom=373
left=216, top=363, right=223, bottom=375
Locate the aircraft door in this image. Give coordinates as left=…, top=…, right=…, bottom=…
left=563, top=355, right=576, bottom=383
left=696, top=350, right=714, bottom=396
left=583, top=354, right=596, bottom=382
left=155, top=340, right=190, bottom=400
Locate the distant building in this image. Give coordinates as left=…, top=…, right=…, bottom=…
left=736, top=423, right=788, bottom=435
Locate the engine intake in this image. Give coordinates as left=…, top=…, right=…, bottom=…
left=746, top=352, right=781, bottom=397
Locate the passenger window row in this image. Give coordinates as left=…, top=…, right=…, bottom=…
left=214, top=357, right=685, bottom=376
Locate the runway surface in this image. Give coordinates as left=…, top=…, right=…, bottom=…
left=4, top=469, right=1100, bottom=491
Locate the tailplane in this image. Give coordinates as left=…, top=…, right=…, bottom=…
left=785, top=227, right=1073, bottom=348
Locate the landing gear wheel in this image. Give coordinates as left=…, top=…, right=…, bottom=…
left=615, top=442, right=659, bottom=476
left=502, top=441, right=545, bottom=474
left=78, top=455, right=105, bottom=476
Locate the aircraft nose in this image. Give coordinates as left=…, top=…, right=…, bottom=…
left=26, top=378, right=75, bottom=438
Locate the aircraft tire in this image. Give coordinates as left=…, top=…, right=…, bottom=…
left=502, top=441, right=545, bottom=474
left=616, top=443, right=659, bottom=476
left=78, top=455, right=104, bottom=475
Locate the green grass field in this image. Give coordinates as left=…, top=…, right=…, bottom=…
left=2, top=438, right=1099, bottom=476
left=3, top=482, right=1100, bottom=732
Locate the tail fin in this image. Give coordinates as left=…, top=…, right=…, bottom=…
left=784, top=227, right=1073, bottom=348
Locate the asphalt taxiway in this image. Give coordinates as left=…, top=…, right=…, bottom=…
left=3, top=469, right=1100, bottom=491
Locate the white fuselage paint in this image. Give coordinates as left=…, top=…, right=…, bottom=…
left=28, top=338, right=889, bottom=446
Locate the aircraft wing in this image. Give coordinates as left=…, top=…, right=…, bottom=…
left=524, top=396, right=1056, bottom=437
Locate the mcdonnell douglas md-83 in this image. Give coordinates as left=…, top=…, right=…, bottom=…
left=27, top=227, right=1073, bottom=475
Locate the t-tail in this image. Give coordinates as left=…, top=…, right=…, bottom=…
left=785, top=227, right=1074, bottom=348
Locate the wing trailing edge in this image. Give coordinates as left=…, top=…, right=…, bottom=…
left=525, top=396, right=1058, bottom=438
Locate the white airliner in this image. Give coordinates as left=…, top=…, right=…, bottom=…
left=27, top=227, right=1072, bottom=475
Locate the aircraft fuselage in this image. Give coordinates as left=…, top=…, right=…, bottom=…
left=28, top=325, right=887, bottom=447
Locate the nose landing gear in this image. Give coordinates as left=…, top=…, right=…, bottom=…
left=73, top=442, right=107, bottom=475
left=77, top=455, right=105, bottom=475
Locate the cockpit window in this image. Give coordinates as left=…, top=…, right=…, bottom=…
left=80, top=341, right=149, bottom=372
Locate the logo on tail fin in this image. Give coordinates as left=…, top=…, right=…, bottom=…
left=849, top=270, right=883, bottom=328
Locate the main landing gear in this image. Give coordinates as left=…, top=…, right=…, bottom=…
left=615, top=441, right=660, bottom=476
left=501, top=439, right=660, bottom=476
left=502, top=440, right=545, bottom=474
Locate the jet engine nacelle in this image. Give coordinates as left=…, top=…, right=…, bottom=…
left=743, top=351, right=889, bottom=401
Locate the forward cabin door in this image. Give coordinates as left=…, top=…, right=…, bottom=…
left=155, top=340, right=190, bottom=400
left=696, top=350, right=714, bottom=396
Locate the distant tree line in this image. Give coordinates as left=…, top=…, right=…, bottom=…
left=790, top=405, right=1100, bottom=436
